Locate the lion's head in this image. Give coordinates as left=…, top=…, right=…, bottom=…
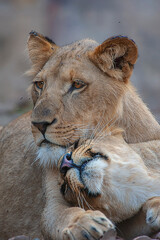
left=58, top=127, right=151, bottom=223
left=27, top=31, right=138, bottom=166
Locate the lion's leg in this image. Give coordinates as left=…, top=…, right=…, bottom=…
left=41, top=169, right=115, bottom=240
left=117, top=197, right=160, bottom=240
left=142, top=197, right=160, bottom=232
left=117, top=207, right=150, bottom=240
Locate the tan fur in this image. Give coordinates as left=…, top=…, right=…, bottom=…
left=54, top=129, right=160, bottom=240
left=0, top=113, right=44, bottom=239
left=118, top=197, right=160, bottom=240
left=28, top=33, right=160, bottom=151
left=0, top=32, right=160, bottom=239
left=42, top=169, right=115, bottom=240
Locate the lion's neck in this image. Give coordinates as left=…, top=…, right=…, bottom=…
left=117, top=85, right=160, bottom=143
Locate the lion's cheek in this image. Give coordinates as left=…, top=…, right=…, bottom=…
left=31, top=124, right=44, bottom=146
left=81, top=170, right=103, bottom=195
left=81, top=160, right=108, bottom=195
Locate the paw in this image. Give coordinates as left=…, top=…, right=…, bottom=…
left=143, top=197, right=160, bottom=230
left=62, top=210, right=115, bottom=240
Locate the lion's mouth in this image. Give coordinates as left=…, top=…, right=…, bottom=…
left=59, top=153, right=107, bottom=198
left=39, top=138, right=66, bottom=148
left=40, top=139, right=52, bottom=146
left=60, top=156, right=100, bottom=195
left=61, top=181, right=101, bottom=198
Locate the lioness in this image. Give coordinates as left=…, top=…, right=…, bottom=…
left=0, top=32, right=160, bottom=239
left=45, top=127, right=160, bottom=240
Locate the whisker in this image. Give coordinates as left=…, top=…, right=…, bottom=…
left=70, top=182, right=81, bottom=208
left=107, top=116, right=120, bottom=131
left=89, top=111, right=105, bottom=143
left=79, top=190, right=84, bottom=210
left=61, top=136, right=72, bottom=148
left=76, top=194, right=81, bottom=208
left=91, top=116, right=118, bottom=146
left=81, top=192, right=94, bottom=210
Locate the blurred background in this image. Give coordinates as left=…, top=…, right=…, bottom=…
left=0, top=0, right=160, bottom=126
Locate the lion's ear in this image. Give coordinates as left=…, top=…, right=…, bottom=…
left=27, top=31, right=59, bottom=75
left=88, top=36, right=138, bottom=82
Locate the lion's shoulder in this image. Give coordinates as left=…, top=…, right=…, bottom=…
left=130, top=140, right=160, bottom=171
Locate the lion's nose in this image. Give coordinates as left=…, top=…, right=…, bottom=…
left=32, top=118, right=57, bottom=135
left=32, top=121, right=49, bottom=135
left=60, top=153, right=73, bottom=175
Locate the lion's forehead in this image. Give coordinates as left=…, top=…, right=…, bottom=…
left=61, top=38, right=98, bottom=55
left=47, top=38, right=98, bottom=65
left=40, top=40, right=99, bottom=82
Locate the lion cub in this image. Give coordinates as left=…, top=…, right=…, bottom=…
left=46, top=127, right=160, bottom=240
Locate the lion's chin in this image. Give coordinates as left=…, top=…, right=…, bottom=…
left=36, top=144, right=66, bottom=167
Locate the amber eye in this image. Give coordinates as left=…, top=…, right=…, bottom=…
left=72, top=80, right=86, bottom=90
left=35, top=81, right=44, bottom=90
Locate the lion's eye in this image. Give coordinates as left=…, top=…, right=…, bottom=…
left=72, top=80, right=86, bottom=90
left=35, top=81, right=44, bottom=90
left=90, top=151, right=108, bottom=160
left=90, top=152, right=102, bottom=158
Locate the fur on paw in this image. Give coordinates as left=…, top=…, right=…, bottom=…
left=143, top=197, right=160, bottom=230
left=62, top=210, right=115, bottom=240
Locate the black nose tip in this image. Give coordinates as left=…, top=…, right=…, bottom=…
left=32, top=118, right=57, bottom=135
left=60, top=153, right=73, bottom=175
left=32, top=121, right=49, bottom=135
